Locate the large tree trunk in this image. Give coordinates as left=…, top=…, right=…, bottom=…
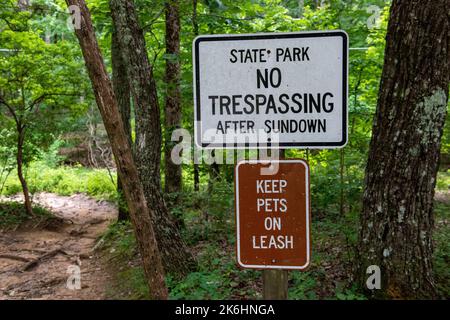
left=109, top=0, right=195, bottom=277
left=164, top=0, right=182, bottom=195
left=16, top=126, right=33, bottom=216
left=65, top=0, right=168, bottom=299
left=111, top=24, right=132, bottom=221
left=357, top=0, right=449, bottom=299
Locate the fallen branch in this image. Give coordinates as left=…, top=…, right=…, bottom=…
left=0, top=254, right=30, bottom=263
left=21, top=248, right=69, bottom=272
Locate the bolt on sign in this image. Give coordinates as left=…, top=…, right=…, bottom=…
left=235, top=159, right=311, bottom=269
left=193, top=30, right=348, bottom=149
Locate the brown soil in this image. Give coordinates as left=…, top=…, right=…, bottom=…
left=0, top=193, right=117, bottom=300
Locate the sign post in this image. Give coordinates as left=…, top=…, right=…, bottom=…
left=235, top=159, right=311, bottom=298
left=193, top=30, right=348, bottom=300
left=262, top=150, right=288, bottom=300
left=263, top=269, right=288, bottom=300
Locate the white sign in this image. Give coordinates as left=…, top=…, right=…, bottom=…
left=193, top=30, right=348, bottom=149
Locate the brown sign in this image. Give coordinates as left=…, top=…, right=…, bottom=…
left=235, top=159, right=311, bottom=269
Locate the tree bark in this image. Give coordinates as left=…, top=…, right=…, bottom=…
left=65, top=0, right=168, bottom=299
left=357, top=0, right=449, bottom=299
left=192, top=0, right=200, bottom=192
left=16, top=126, right=33, bottom=216
left=164, top=0, right=182, bottom=195
left=111, top=24, right=132, bottom=221
left=298, top=0, right=304, bottom=18
left=207, top=150, right=220, bottom=193
left=109, top=0, right=196, bottom=277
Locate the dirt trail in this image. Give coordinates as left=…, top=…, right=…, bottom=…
left=0, top=193, right=117, bottom=300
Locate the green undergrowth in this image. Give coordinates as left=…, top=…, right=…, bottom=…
left=95, top=220, right=151, bottom=300
left=101, top=181, right=367, bottom=300
left=437, top=170, right=450, bottom=191
left=0, top=201, right=54, bottom=229
left=0, top=162, right=118, bottom=201
left=101, top=174, right=449, bottom=299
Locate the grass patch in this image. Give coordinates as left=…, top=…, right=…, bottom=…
left=1, top=162, right=117, bottom=201
left=437, top=170, right=450, bottom=191
left=99, top=221, right=150, bottom=300
left=0, top=201, right=54, bottom=229
left=167, top=242, right=261, bottom=300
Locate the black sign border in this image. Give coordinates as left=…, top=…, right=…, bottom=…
left=194, top=31, right=348, bottom=149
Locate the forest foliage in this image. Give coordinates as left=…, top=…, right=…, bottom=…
left=0, top=0, right=449, bottom=299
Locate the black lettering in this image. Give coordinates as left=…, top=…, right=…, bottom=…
left=302, top=47, right=310, bottom=61
left=322, top=92, right=334, bottom=112
left=259, top=49, right=267, bottom=63
left=299, top=120, right=306, bottom=132
left=244, top=94, right=255, bottom=114
left=283, top=47, right=291, bottom=62
left=209, top=96, right=219, bottom=115
left=230, top=49, right=237, bottom=63
left=244, top=50, right=252, bottom=63
left=307, top=119, right=317, bottom=132
left=318, top=119, right=326, bottom=132
left=278, top=94, right=290, bottom=114
left=256, top=94, right=267, bottom=112
left=220, top=96, right=231, bottom=115
left=293, top=47, right=301, bottom=61
left=216, top=121, right=224, bottom=134
left=304, top=94, right=308, bottom=113
left=232, top=95, right=243, bottom=115
left=248, top=120, right=255, bottom=132
left=291, top=93, right=302, bottom=113
left=256, top=69, right=269, bottom=89
left=270, top=68, right=282, bottom=88
left=276, top=48, right=283, bottom=62
left=309, top=93, right=321, bottom=113
left=265, top=119, right=272, bottom=133
left=265, top=95, right=277, bottom=114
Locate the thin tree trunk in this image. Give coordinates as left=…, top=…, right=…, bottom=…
left=164, top=0, right=182, bottom=195
left=357, top=0, right=449, bottom=299
left=339, top=148, right=345, bottom=216
left=112, top=24, right=132, bottom=221
left=109, top=0, right=195, bottom=277
left=194, top=164, right=199, bottom=191
left=16, top=126, right=33, bottom=216
left=207, top=150, right=220, bottom=193
left=192, top=0, right=200, bottom=192
left=65, top=0, right=168, bottom=299
left=298, top=0, right=304, bottom=18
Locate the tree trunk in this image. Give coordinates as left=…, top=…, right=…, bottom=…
left=164, top=0, right=182, bottom=195
left=298, top=0, right=304, bottom=18
left=65, top=0, right=168, bottom=299
left=194, top=164, right=199, bottom=191
left=16, top=126, right=33, bottom=216
left=357, top=0, right=449, bottom=299
left=109, top=0, right=196, bottom=277
left=192, top=0, right=200, bottom=192
left=208, top=151, right=220, bottom=193
left=111, top=24, right=131, bottom=221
